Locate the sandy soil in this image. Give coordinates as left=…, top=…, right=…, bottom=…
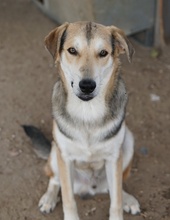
left=0, top=0, right=170, bottom=220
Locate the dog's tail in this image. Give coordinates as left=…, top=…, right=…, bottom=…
left=22, top=125, right=51, bottom=160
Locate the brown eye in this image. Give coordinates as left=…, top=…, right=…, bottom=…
left=99, top=50, right=108, bottom=58
left=67, top=47, right=78, bottom=55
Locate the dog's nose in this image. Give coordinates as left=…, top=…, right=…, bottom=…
left=79, top=79, right=96, bottom=94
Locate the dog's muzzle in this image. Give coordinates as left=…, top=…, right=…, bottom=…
left=78, top=79, right=96, bottom=101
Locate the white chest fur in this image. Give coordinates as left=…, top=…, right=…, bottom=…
left=53, top=94, right=125, bottom=164
left=54, top=122, right=125, bottom=162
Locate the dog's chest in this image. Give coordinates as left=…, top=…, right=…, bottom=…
left=53, top=89, right=125, bottom=162
left=54, top=118, right=125, bottom=163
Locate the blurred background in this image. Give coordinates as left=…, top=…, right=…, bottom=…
left=0, top=0, right=169, bottom=220
left=33, top=0, right=170, bottom=46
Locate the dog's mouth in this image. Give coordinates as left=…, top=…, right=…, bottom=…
left=77, top=94, right=94, bottom=101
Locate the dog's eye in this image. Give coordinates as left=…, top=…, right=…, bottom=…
left=99, top=50, right=108, bottom=58
left=67, top=47, right=78, bottom=55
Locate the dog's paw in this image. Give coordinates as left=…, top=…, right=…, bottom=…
left=38, top=191, right=60, bottom=214
left=123, top=191, right=140, bottom=215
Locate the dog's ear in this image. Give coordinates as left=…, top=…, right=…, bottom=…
left=109, top=26, right=135, bottom=62
left=44, top=22, right=69, bottom=60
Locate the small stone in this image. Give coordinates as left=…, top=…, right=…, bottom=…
left=9, top=148, right=22, bottom=157
left=85, top=207, right=96, bottom=216
left=150, top=93, right=160, bottom=102
left=159, top=69, right=163, bottom=74
left=40, top=119, right=45, bottom=124
left=139, top=147, right=148, bottom=156
left=11, top=134, right=16, bottom=139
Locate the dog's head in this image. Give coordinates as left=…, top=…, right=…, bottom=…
left=45, top=21, right=134, bottom=101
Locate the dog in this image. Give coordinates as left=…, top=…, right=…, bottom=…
left=26, top=21, right=141, bottom=220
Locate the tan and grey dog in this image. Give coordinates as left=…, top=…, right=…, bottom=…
left=36, top=21, right=140, bottom=220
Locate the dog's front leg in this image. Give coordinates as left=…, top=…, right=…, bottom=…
left=56, top=146, right=79, bottom=220
left=105, top=150, right=123, bottom=220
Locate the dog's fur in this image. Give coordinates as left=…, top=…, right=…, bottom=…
left=38, top=21, right=140, bottom=220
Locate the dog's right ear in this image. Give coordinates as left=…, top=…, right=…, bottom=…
left=44, top=22, right=69, bottom=61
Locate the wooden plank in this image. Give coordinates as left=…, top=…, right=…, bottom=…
left=154, top=0, right=165, bottom=47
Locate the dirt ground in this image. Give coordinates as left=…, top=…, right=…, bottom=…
left=0, top=0, right=170, bottom=220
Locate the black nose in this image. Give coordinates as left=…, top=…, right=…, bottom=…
left=79, top=79, right=96, bottom=94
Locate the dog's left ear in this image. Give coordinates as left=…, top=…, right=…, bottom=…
left=44, top=22, right=69, bottom=61
left=109, top=26, right=135, bottom=63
